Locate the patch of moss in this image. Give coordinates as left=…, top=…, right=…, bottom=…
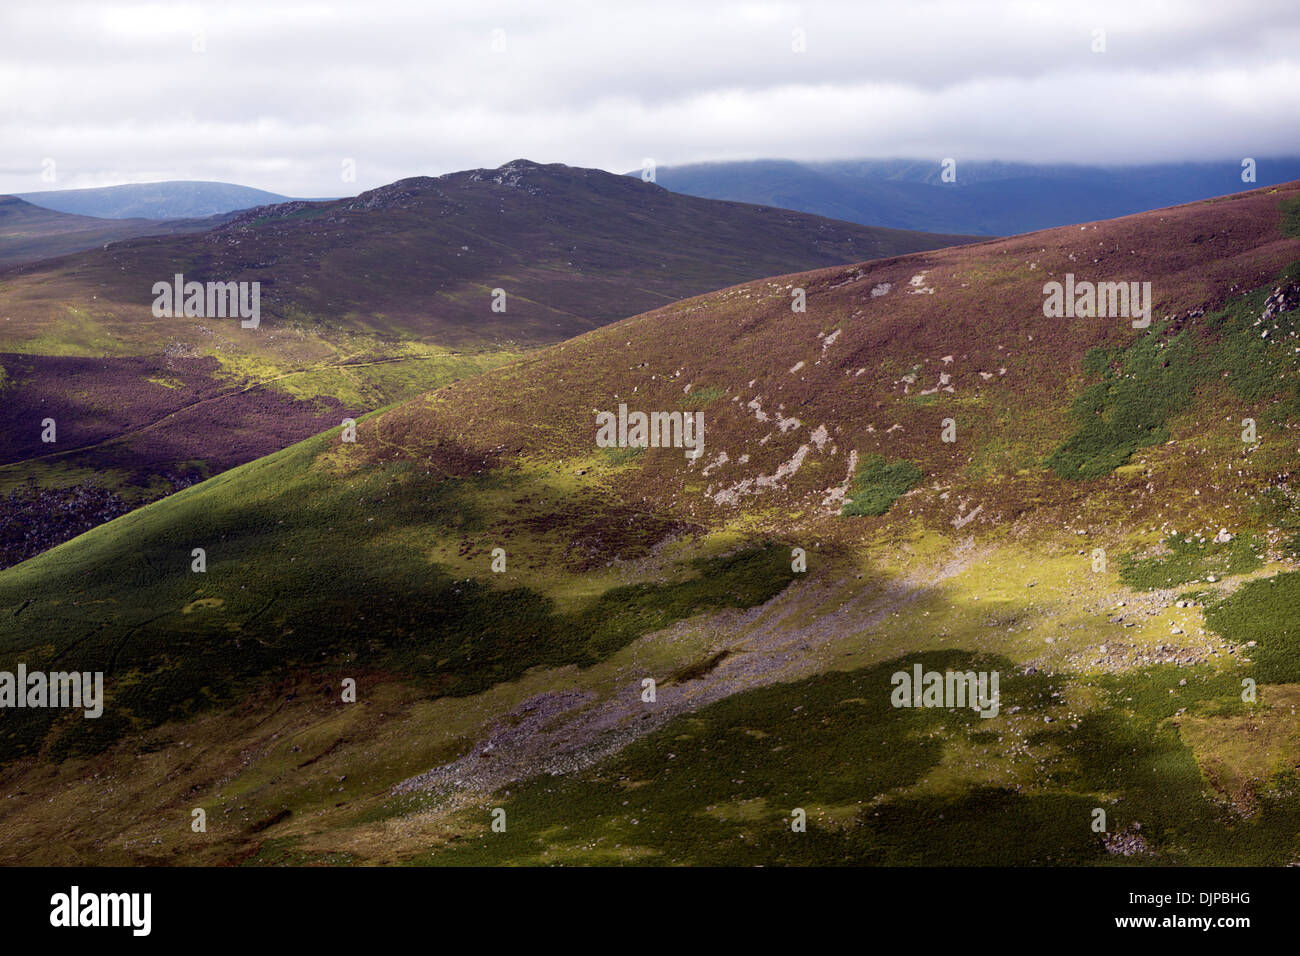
left=678, top=386, right=723, bottom=408
left=1046, top=330, right=1200, bottom=479
left=841, top=455, right=922, bottom=517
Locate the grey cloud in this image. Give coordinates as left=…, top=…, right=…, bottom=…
left=1, top=0, right=1297, bottom=195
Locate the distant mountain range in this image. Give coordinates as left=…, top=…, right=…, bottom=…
left=20, top=158, right=1293, bottom=239
left=14, top=180, right=300, bottom=219
left=4, top=159, right=976, bottom=348
left=634, top=158, right=1300, bottom=235
left=0, top=196, right=235, bottom=268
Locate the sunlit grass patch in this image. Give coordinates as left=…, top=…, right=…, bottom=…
left=1119, top=533, right=1263, bottom=591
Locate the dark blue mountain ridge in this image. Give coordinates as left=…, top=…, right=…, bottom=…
left=631, top=157, right=1300, bottom=235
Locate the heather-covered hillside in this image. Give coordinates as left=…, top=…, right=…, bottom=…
left=2, top=183, right=1299, bottom=865
left=0, top=161, right=962, bottom=564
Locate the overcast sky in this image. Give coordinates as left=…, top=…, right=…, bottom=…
left=2, top=0, right=1298, bottom=196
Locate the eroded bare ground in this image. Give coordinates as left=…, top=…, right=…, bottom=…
left=395, top=539, right=988, bottom=809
